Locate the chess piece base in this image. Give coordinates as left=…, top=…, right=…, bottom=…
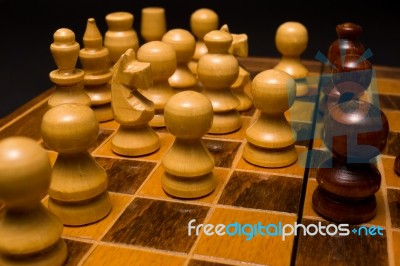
left=92, top=103, right=113, bottom=122
left=312, top=186, right=377, bottom=224
left=84, top=83, right=112, bottom=106
left=112, top=125, right=160, bottom=156
left=233, top=90, right=253, bottom=111
left=316, top=160, right=381, bottom=198
left=209, top=110, right=242, bottom=134
left=49, top=191, right=111, bottom=226
left=0, top=239, right=67, bottom=266
left=162, top=172, right=216, bottom=198
left=149, top=114, right=165, bottom=128
left=243, top=142, right=297, bottom=167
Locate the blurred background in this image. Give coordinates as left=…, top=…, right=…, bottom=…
left=0, top=0, right=398, bottom=118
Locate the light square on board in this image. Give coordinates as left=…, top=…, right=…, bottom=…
left=83, top=244, right=186, bottom=266
left=383, top=110, right=400, bottom=132
left=376, top=78, right=400, bottom=95
left=194, top=207, right=296, bottom=265
left=381, top=156, right=400, bottom=189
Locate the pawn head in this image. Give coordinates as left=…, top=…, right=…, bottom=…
left=0, top=137, right=52, bottom=210
left=275, top=21, right=308, bottom=56
left=41, top=103, right=99, bottom=154
left=164, top=90, right=213, bottom=139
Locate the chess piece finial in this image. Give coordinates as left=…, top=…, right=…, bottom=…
left=137, top=41, right=177, bottom=127
left=49, top=28, right=91, bottom=108
left=320, top=23, right=368, bottom=114
left=161, top=28, right=198, bottom=91
left=111, top=49, right=160, bottom=156
left=162, top=90, right=216, bottom=198
left=197, top=30, right=241, bottom=134
left=79, top=18, right=113, bottom=122
left=41, top=103, right=112, bottom=225
left=328, top=22, right=365, bottom=65
left=141, top=7, right=167, bottom=43
left=188, top=8, right=219, bottom=75
left=274, top=21, right=309, bottom=97
left=243, top=69, right=297, bottom=167
left=0, top=137, right=67, bottom=265
left=104, top=12, right=139, bottom=66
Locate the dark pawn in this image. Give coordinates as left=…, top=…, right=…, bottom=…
left=313, top=100, right=389, bottom=224
left=328, top=22, right=365, bottom=65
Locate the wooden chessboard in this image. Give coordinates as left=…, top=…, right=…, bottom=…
left=0, top=57, right=399, bottom=266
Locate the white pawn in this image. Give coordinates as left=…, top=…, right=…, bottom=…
left=162, top=29, right=199, bottom=92
left=41, top=103, right=112, bottom=225
left=162, top=90, right=216, bottom=198
left=140, top=7, right=167, bottom=42
left=188, top=8, right=219, bottom=76
left=197, top=30, right=241, bottom=134
left=137, top=41, right=177, bottom=127
left=0, top=137, right=67, bottom=266
left=104, top=12, right=139, bottom=67
left=274, top=21, right=309, bottom=97
left=243, top=69, right=297, bottom=167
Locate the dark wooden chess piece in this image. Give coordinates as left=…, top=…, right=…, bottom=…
left=328, top=22, right=365, bottom=64
left=312, top=54, right=389, bottom=224
left=319, top=22, right=366, bottom=115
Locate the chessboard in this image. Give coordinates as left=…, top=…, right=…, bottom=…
left=0, top=56, right=399, bottom=266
